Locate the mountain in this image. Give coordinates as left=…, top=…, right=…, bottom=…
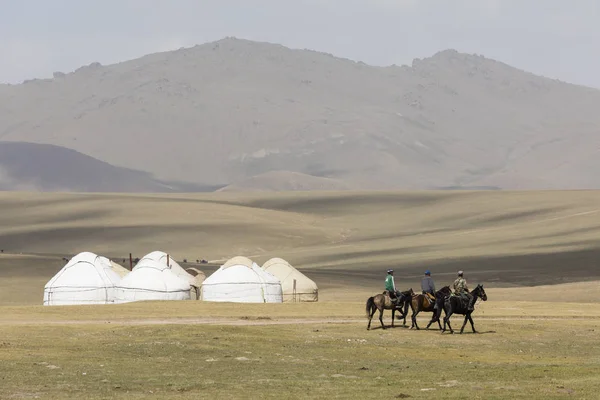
left=1, top=37, right=600, bottom=190
left=0, top=141, right=217, bottom=192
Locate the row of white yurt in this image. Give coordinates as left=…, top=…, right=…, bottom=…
left=200, top=256, right=319, bottom=303
left=43, top=250, right=198, bottom=306
left=44, top=252, right=318, bottom=305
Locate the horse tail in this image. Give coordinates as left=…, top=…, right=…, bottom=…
left=366, top=296, right=375, bottom=318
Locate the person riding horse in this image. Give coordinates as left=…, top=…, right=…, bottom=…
left=385, top=269, right=402, bottom=304
left=453, top=270, right=474, bottom=311
left=421, top=270, right=437, bottom=309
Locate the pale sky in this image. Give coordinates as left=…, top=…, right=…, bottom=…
left=1, top=0, right=599, bottom=87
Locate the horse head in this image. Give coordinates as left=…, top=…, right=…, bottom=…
left=474, top=284, right=488, bottom=301
left=436, top=286, right=452, bottom=300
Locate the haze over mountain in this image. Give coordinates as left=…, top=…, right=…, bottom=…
left=0, top=142, right=216, bottom=192
left=1, top=37, right=600, bottom=191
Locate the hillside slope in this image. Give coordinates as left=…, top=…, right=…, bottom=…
left=1, top=38, right=600, bottom=189
left=2, top=191, right=600, bottom=290
left=0, top=141, right=214, bottom=192
left=217, top=170, right=355, bottom=192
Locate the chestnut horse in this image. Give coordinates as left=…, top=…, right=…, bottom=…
left=409, top=286, right=452, bottom=330
left=365, top=288, right=414, bottom=330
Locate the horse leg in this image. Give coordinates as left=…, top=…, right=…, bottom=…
left=409, top=301, right=416, bottom=329
left=391, top=308, right=395, bottom=328
left=468, top=313, right=477, bottom=333
left=426, top=311, right=438, bottom=330
left=425, top=313, right=434, bottom=329
left=443, top=308, right=454, bottom=334
left=379, top=308, right=385, bottom=330
left=403, top=301, right=409, bottom=326
left=427, top=305, right=441, bottom=330
left=412, top=309, right=421, bottom=330
left=367, top=306, right=376, bottom=330
left=460, top=313, right=469, bottom=334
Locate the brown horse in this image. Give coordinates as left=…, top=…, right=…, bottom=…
left=409, top=286, right=452, bottom=330
left=365, top=288, right=414, bottom=330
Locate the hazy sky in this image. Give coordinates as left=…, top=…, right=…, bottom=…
left=2, top=0, right=599, bottom=87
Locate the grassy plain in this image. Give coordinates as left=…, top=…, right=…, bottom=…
left=1, top=302, right=599, bottom=399
left=1, top=190, right=600, bottom=399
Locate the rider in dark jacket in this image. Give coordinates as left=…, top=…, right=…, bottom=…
left=421, top=270, right=436, bottom=295
left=421, top=270, right=437, bottom=309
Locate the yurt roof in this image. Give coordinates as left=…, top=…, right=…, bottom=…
left=45, top=251, right=121, bottom=289
left=119, top=260, right=190, bottom=292
left=108, top=260, right=130, bottom=278
left=262, top=257, right=318, bottom=292
left=222, top=256, right=254, bottom=270
left=262, top=257, right=292, bottom=270
left=204, top=262, right=280, bottom=286
left=140, top=250, right=195, bottom=285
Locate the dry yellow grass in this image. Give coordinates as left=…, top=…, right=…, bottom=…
left=0, top=300, right=599, bottom=400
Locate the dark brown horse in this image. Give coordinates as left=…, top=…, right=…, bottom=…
left=365, top=288, right=413, bottom=330
left=409, top=286, right=452, bottom=330
left=441, top=284, right=488, bottom=334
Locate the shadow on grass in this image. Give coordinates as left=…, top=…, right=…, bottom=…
left=367, top=324, right=409, bottom=331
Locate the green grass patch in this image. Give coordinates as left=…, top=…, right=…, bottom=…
left=1, top=319, right=599, bottom=399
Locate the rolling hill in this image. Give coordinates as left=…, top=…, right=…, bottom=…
left=0, top=141, right=217, bottom=192
left=1, top=37, right=600, bottom=190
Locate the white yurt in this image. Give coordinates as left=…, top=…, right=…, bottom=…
left=139, top=251, right=195, bottom=286
left=262, top=258, right=319, bottom=302
left=115, top=259, right=191, bottom=303
left=201, top=256, right=283, bottom=303
left=43, top=252, right=122, bottom=306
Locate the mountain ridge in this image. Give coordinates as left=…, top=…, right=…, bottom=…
left=1, top=37, right=600, bottom=191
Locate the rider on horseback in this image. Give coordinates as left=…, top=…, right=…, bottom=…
left=421, top=270, right=437, bottom=309
left=453, top=270, right=474, bottom=311
left=385, top=269, right=402, bottom=304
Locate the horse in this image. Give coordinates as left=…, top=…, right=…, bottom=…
left=365, top=288, right=414, bottom=330
left=441, top=284, right=488, bottom=334
left=409, top=286, right=452, bottom=330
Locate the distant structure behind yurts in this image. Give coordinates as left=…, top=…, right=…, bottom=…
left=262, top=258, right=318, bottom=302
left=185, top=268, right=206, bottom=300
left=114, top=259, right=191, bottom=303
left=201, top=256, right=283, bottom=303
left=43, top=252, right=122, bottom=306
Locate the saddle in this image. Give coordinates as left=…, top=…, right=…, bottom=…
left=423, top=292, right=436, bottom=308
left=383, top=290, right=401, bottom=305
left=453, top=292, right=472, bottom=309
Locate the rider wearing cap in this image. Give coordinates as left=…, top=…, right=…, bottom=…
left=385, top=269, right=401, bottom=304
left=453, top=270, right=474, bottom=311
left=421, top=270, right=436, bottom=296
left=421, top=270, right=437, bottom=308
